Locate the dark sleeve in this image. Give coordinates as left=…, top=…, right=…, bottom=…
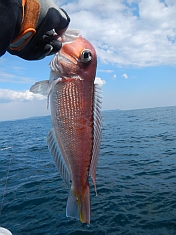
left=0, top=0, right=22, bottom=56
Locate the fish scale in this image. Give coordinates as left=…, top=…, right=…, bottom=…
left=51, top=80, right=94, bottom=179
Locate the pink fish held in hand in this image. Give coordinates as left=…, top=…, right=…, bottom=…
left=30, top=31, right=102, bottom=224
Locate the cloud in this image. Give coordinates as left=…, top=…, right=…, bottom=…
left=56, top=0, right=176, bottom=67
left=94, top=77, right=106, bottom=87
left=0, top=89, right=46, bottom=102
left=113, top=74, right=117, bottom=80
left=122, top=73, right=128, bottom=79
left=0, top=100, right=49, bottom=122
left=98, top=69, right=114, bottom=73
left=0, top=70, right=35, bottom=84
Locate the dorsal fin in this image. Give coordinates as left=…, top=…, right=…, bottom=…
left=90, top=84, right=102, bottom=195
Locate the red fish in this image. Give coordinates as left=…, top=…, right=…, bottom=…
left=30, top=31, right=102, bottom=224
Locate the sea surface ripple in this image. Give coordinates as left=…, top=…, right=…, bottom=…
left=0, top=106, right=176, bottom=235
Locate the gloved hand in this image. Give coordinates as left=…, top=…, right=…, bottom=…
left=8, top=0, right=70, bottom=60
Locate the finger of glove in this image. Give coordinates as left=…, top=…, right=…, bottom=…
left=41, top=8, right=70, bottom=35
left=41, top=34, right=59, bottom=44
left=54, top=8, right=70, bottom=35
left=48, top=40, right=62, bottom=55
left=35, top=40, right=62, bottom=59
left=45, top=29, right=56, bottom=37
left=35, top=44, right=53, bottom=60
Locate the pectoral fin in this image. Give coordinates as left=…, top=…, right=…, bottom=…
left=30, top=80, right=50, bottom=96
left=30, top=78, right=62, bottom=108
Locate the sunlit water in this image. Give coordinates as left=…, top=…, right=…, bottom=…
left=0, top=106, right=176, bottom=235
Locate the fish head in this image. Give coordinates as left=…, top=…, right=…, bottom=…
left=50, top=36, right=97, bottom=82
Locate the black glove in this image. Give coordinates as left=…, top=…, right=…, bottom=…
left=8, top=1, right=70, bottom=60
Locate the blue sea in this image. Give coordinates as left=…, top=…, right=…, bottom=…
left=0, top=106, right=176, bottom=235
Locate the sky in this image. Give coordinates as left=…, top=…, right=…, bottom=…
left=0, top=0, right=176, bottom=121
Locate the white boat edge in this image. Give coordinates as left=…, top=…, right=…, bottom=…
left=0, top=227, right=12, bottom=235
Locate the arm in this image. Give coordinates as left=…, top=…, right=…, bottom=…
left=0, top=0, right=22, bottom=57
left=0, top=0, right=70, bottom=60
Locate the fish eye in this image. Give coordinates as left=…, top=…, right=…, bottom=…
left=80, top=49, right=92, bottom=63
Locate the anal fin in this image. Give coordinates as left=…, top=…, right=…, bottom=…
left=47, top=129, right=71, bottom=186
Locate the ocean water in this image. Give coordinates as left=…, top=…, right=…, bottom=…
left=0, top=106, right=176, bottom=235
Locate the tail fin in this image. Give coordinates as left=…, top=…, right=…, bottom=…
left=66, top=185, right=90, bottom=224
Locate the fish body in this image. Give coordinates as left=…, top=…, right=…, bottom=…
left=30, top=31, right=102, bottom=224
